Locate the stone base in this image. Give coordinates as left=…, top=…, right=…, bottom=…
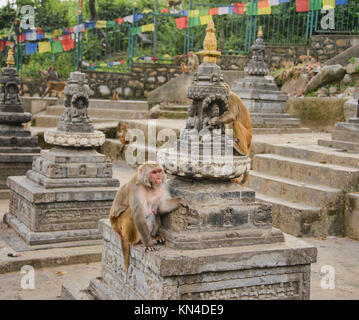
left=0, top=158, right=36, bottom=190
left=3, top=213, right=102, bottom=245
left=318, top=121, right=359, bottom=152
left=83, top=219, right=316, bottom=300
left=5, top=175, right=118, bottom=245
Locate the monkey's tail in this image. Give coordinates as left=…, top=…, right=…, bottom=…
left=120, top=234, right=131, bottom=270
left=110, top=215, right=131, bottom=270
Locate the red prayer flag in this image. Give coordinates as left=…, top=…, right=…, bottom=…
left=160, top=8, right=169, bottom=13
left=175, top=17, right=188, bottom=30
left=296, top=0, right=309, bottom=12
left=258, top=0, right=269, bottom=8
left=209, top=7, right=218, bottom=15
left=17, top=34, right=26, bottom=42
left=115, top=18, right=124, bottom=24
left=61, top=38, right=75, bottom=51
left=62, top=34, right=71, bottom=40
left=0, top=41, right=4, bottom=52
left=233, top=3, right=246, bottom=14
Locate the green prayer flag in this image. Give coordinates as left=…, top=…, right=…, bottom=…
left=188, top=17, right=201, bottom=27
left=246, top=2, right=258, bottom=16
left=199, top=9, right=209, bottom=16
left=106, top=21, right=116, bottom=28
left=130, top=26, right=142, bottom=36
left=310, top=0, right=322, bottom=10
left=51, top=40, right=63, bottom=54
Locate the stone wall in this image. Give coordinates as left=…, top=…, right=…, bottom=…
left=265, top=45, right=309, bottom=69
left=310, top=35, right=359, bottom=63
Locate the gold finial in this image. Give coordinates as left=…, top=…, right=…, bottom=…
left=199, top=20, right=221, bottom=63
left=6, top=49, right=15, bottom=67
left=258, top=26, right=263, bottom=38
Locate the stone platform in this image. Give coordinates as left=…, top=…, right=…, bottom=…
left=69, top=219, right=316, bottom=300
left=318, top=120, right=359, bottom=152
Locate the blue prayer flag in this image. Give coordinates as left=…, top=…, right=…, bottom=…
left=25, top=42, right=38, bottom=55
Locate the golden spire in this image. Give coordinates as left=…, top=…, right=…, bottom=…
left=6, top=49, right=15, bottom=67
left=258, top=26, right=263, bottom=38
left=199, top=20, right=221, bottom=63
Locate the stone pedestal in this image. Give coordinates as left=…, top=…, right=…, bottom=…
left=0, top=59, right=40, bottom=198
left=318, top=118, right=359, bottom=152
left=4, top=72, right=119, bottom=245
left=232, top=29, right=300, bottom=129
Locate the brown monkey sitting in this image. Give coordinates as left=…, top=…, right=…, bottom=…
left=181, top=51, right=199, bottom=74
left=208, top=84, right=252, bottom=184
left=109, top=161, right=189, bottom=270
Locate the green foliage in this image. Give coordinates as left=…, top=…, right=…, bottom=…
left=0, top=2, right=16, bottom=31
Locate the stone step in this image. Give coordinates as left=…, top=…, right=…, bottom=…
left=251, top=117, right=301, bottom=128
left=88, top=99, right=148, bottom=111
left=253, top=153, right=359, bottom=188
left=254, top=192, right=322, bottom=237
left=248, top=170, right=342, bottom=207
left=318, top=139, right=359, bottom=153
left=159, top=105, right=188, bottom=112
left=35, top=115, right=115, bottom=128
left=45, top=106, right=148, bottom=119
left=157, top=110, right=188, bottom=119
left=252, top=142, right=359, bottom=169
left=252, top=127, right=311, bottom=134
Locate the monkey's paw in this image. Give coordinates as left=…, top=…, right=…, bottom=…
left=145, top=246, right=156, bottom=252
left=155, top=234, right=166, bottom=244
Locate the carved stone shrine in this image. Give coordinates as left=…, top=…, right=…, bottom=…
left=318, top=91, right=359, bottom=152
left=4, top=72, right=119, bottom=245
left=0, top=50, right=40, bottom=199
left=232, top=27, right=300, bottom=128
left=73, top=22, right=316, bottom=300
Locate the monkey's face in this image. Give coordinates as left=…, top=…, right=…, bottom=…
left=149, top=168, right=163, bottom=186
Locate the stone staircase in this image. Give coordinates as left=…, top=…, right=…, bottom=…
left=156, top=105, right=188, bottom=119
left=34, top=99, right=149, bottom=127
left=246, top=139, right=359, bottom=237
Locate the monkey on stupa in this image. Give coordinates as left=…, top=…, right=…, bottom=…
left=109, top=162, right=191, bottom=270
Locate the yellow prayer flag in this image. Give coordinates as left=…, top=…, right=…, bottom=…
left=45, top=32, right=53, bottom=39
left=322, top=0, right=335, bottom=10
left=200, top=15, right=212, bottom=25
left=258, top=7, right=271, bottom=15
left=38, top=41, right=51, bottom=53
left=142, top=9, right=152, bottom=13
left=53, top=29, right=62, bottom=36
left=141, top=23, right=155, bottom=32
left=96, top=20, right=107, bottom=28
left=133, top=57, right=139, bottom=61
left=188, top=10, right=199, bottom=17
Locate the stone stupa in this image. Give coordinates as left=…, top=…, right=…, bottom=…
left=232, top=27, right=300, bottom=129
left=0, top=49, right=40, bottom=199
left=4, top=71, right=119, bottom=245
left=67, top=22, right=317, bottom=300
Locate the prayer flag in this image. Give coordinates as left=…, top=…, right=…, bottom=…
left=218, top=7, right=230, bottom=15
left=246, top=2, right=258, bottom=15
left=188, top=10, right=199, bottom=17
left=175, top=17, right=188, bottom=30
left=199, top=9, right=209, bottom=16
left=26, top=31, right=37, bottom=41
left=141, top=24, right=154, bottom=32
left=322, top=0, right=335, bottom=9
left=61, top=38, right=75, bottom=51
left=200, top=15, right=212, bottom=25
left=335, top=0, right=346, bottom=4
left=106, top=21, right=116, bottom=28
left=258, top=0, right=271, bottom=14
left=188, top=17, right=201, bottom=27
left=233, top=3, right=246, bottom=14
left=52, top=40, right=63, bottom=54
left=160, top=8, right=169, bottom=13
left=209, top=8, right=218, bottom=15
left=0, top=41, right=4, bottom=52
left=134, top=13, right=144, bottom=22
left=310, top=0, right=322, bottom=10
left=124, top=15, right=134, bottom=23
left=180, top=10, right=189, bottom=16
left=296, top=0, right=309, bottom=12
left=96, top=20, right=106, bottom=28
left=269, top=0, right=279, bottom=5
left=85, top=21, right=95, bottom=29
left=38, top=41, right=51, bottom=53
left=25, top=42, right=38, bottom=55
left=115, top=18, right=124, bottom=24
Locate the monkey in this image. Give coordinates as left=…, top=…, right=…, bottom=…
left=167, top=0, right=182, bottom=9
left=181, top=51, right=199, bottom=74
left=112, top=90, right=119, bottom=100
left=109, top=161, right=190, bottom=270
left=116, top=123, right=129, bottom=154
left=208, top=83, right=252, bottom=184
